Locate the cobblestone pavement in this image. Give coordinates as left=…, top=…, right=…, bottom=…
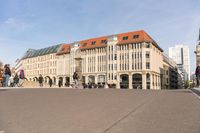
left=0, top=88, right=200, bottom=133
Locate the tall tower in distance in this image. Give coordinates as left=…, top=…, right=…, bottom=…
left=169, top=45, right=191, bottom=81
left=195, top=28, right=200, bottom=66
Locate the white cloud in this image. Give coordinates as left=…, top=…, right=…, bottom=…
left=1, top=17, right=30, bottom=31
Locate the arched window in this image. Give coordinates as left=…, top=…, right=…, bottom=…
left=132, top=74, right=142, bottom=89
left=120, top=74, right=129, bottom=89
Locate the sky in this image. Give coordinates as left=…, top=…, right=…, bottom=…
left=0, top=0, right=200, bottom=72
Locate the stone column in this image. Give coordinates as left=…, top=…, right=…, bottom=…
left=116, top=74, right=120, bottom=89
left=129, top=45, right=132, bottom=71
left=85, top=76, right=88, bottom=84
left=142, top=72, right=146, bottom=90
left=62, top=77, right=65, bottom=86
left=129, top=74, right=133, bottom=89
left=95, top=75, right=98, bottom=84
left=150, top=73, right=153, bottom=90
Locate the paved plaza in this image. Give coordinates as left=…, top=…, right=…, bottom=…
left=0, top=88, right=200, bottom=133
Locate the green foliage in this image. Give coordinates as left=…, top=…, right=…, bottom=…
left=184, top=80, right=190, bottom=89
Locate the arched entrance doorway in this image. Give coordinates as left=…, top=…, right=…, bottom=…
left=34, top=77, right=38, bottom=82
left=82, top=76, right=85, bottom=84
left=88, top=75, right=95, bottom=84
left=53, top=77, right=56, bottom=85
left=44, top=77, right=47, bottom=83
left=120, top=74, right=129, bottom=89
left=132, top=74, right=142, bottom=89
left=98, top=75, right=105, bottom=84
left=59, top=77, right=63, bottom=86
left=65, top=77, right=70, bottom=86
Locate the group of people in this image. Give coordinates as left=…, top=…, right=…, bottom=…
left=37, top=72, right=79, bottom=88
left=0, top=64, right=25, bottom=87
left=38, top=74, right=53, bottom=87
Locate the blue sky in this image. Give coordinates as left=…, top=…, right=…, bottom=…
left=0, top=0, right=200, bottom=72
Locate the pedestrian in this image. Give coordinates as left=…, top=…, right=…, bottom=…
left=58, top=78, right=62, bottom=88
left=73, top=71, right=79, bottom=86
left=13, top=73, right=19, bottom=87
left=195, top=64, right=200, bottom=87
left=3, top=64, right=11, bottom=87
left=0, top=68, right=3, bottom=87
left=18, top=69, right=25, bottom=87
left=49, top=78, right=53, bottom=87
left=38, top=74, right=44, bottom=87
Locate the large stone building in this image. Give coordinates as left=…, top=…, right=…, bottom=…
left=161, top=54, right=182, bottom=89
left=20, top=45, right=61, bottom=84
left=17, top=30, right=166, bottom=89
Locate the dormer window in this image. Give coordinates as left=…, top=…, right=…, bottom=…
left=91, top=41, right=96, bottom=45
left=123, top=36, right=128, bottom=40
left=133, top=35, right=139, bottom=39
left=101, top=40, right=107, bottom=44
left=83, top=43, right=87, bottom=47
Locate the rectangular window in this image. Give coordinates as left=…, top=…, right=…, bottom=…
left=91, top=41, right=96, bottom=45
left=166, top=70, right=169, bottom=75
left=123, top=36, right=128, bottom=40
left=146, top=52, right=150, bottom=58
left=146, top=62, right=150, bottom=69
left=114, top=54, right=117, bottom=60
left=101, top=40, right=107, bottom=44
left=133, top=35, right=139, bottom=39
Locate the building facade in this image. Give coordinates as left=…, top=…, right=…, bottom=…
left=161, top=54, right=182, bottom=89
left=18, top=30, right=165, bottom=89
left=20, top=45, right=61, bottom=84
left=15, top=59, right=23, bottom=75
left=78, top=31, right=163, bottom=89
left=169, top=45, right=191, bottom=81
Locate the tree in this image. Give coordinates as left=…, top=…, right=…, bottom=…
left=184, top=80, right=190, bottom=89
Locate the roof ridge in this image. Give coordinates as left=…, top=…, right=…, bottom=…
left=78, top=30, right=144, bottom=42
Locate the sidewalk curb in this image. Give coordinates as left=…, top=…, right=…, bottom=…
left=0, top=87, right=76, bottom=90
left=191, top=88, right=200, bottom=99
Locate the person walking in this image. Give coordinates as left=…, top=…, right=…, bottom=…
left=38, top=74, right=44, bottom=87
left=58, top=78, right=62, bottom=88
left=49, top=78, right=53, bottom=87
left=18, top=69, right=25, bottom=87
left=13, top=73, right=19, bottom=87
left=3, top=64, right=11, bottom=87
left=73, top=71, right=79, bottom=87
left=195, top=64, right=200, bottom=87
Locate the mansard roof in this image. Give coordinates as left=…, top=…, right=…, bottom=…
left=22, top=44, right=61, bottom=59
left=56, top=44, right=71, bottom=55
left=79, top=30, right=163, bottom=52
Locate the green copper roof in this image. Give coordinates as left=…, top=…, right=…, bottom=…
left=22, top=44, right=61, bottom=59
